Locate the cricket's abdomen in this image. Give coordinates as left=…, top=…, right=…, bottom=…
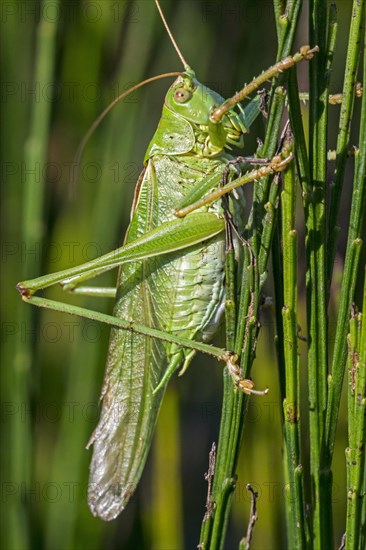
left=88, top=153, right=226, bottom=520
left=149, top=234, right=225, bottom=363
left=148, top=154, right=226, bottom=361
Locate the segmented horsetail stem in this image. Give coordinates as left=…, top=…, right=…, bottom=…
left=155, top=0, right=189, bottom=69
left=211, top=45, right=319, bottom=123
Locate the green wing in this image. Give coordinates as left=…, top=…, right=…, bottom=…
left=88, top=156, right=226, bottom=520
left=88, top=262, right=167, bottom=520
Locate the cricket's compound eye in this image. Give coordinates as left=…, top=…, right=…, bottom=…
left=173, top=87, right=192, bottom=103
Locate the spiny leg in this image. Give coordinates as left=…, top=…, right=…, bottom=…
left=176, top=152, right=293, bottom=217
left=221, top=157, right=271, bottom=189
left=210, top=45, right=319, bottom=124
left=20, top=292, right=266, bottom=396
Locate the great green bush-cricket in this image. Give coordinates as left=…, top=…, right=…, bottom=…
left=17, top=0, right=317, bottom=521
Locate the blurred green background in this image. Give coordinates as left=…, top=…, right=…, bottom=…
left=1, top=0, right=360, bottom=548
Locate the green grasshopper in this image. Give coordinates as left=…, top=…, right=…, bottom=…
left=17, top=1, right=317, bottom=521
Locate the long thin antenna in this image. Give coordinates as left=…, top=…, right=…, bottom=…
left=155, top=0, right=189, bottom=69
left=71, top=72, right=181, bottom=193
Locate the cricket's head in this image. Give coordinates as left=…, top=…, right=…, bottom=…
left=144, top=70, right=253, bottom=161
left=154, top=0, right=250, bottom=158
left=159, top=69, right=249, bottom=157
left=165, top=69, right=224, bottom=125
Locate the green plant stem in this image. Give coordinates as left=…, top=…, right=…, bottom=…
left=268, top=0, right=303, bottom=418
left=200, top=2, right=303, bottom=541
left=326, top=0, right=366, bottom=290
left=345, top=282, right=366, bottom=550
left=200, top=85, right=293, bottom=548
left=361, top=412, right=366, bottom=550
left=10, top=2, right=60, bottom=547
left=287, top=65, right=315, bottom=548
left=281, top=137, right=306, bottom=549
left=325, top=17, right=366, bottom=468
left=269, top=0, right=300, bottom=432
left=199, top=232, right=240, bottom=548
left=273, top=0, right=302, bottom=60
left=250, top=87, right=287, bottom=255
left=211, top=242, right=244, bottom=549
left=307, top=2, right=337, bottom=546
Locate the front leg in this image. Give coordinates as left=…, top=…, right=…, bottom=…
left=176, top=152, right=293, bottom=217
